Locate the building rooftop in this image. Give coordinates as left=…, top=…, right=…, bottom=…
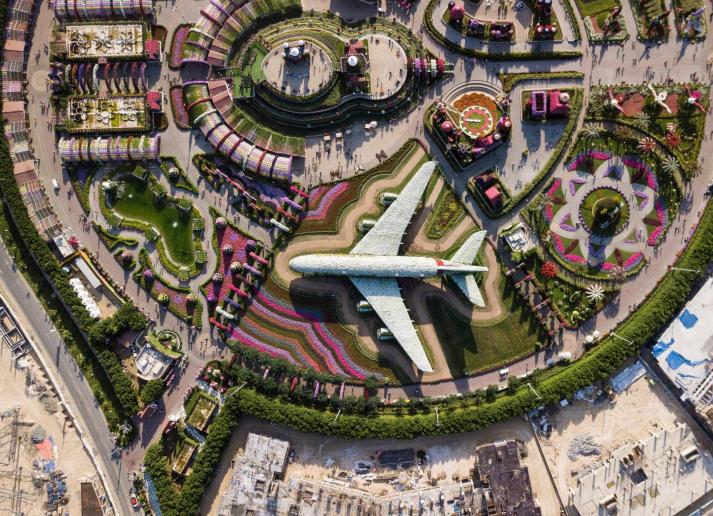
left=217, top=433, right=290, bottom=516
left=654, top=277, right=713, bottom=409
left=568, top=423, right=713, bottom=516
left=475, top=440, right=542, bottom=516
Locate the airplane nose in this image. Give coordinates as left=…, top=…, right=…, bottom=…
left=289, top=256, right=305, bottom=272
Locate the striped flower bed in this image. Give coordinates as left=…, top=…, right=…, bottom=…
left=169, top=25, right=191, bottom=69
left=258, top=290, right=368, bottom=379
left=170, top=86, right=189, bottom=129
left=236, top=285, right=371, bottom=379
left=304, top=182, right=349, bottom=221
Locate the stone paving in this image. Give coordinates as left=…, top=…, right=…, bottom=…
left=19, top=0, right=713, bottom=462
left=262, top=42, right=334, bottom=96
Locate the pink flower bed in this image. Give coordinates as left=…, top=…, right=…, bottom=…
left=646, top=199, right=668, bottom=246
left=170, top=87, right=188, bottom=128
left=170, top=25, right=190, bottom=69
left=623, top=157, right=658, bottom=191
left=546, top=178, right=562, bottom=198
left=304, top=182, right=349, bottom=221
left=623, top=251, right=644, bottom=269
left=544, top=204, right=553, bottom=222
left=552, top=233, right=586, bottom=264
left=230, top=326, right=299, bottom=364
left=252, top=290, right=369, bottom=379
left=204, top=223, right=251, bottom=304
left=566, top=150, right=611, bottom=171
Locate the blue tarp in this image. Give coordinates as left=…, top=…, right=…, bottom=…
left=653, top=338, right=674, bottom=358
left=679, top=309, right=699, bottom=329
left=610, top=361, right=646, bottom=394
left=666, top=350, right=708, bottom=370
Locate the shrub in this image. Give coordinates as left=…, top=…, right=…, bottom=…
left=140, top=379, right=166, bottom=404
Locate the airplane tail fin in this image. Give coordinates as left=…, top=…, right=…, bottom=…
left=448, top=230, right=487, bottom=307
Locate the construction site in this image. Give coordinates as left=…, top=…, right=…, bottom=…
left=537, top=362, right=708, bottom=508
left=568, top=423, right=713, bottom=515
left=202, top=416, right=562, bottom=515
left=0, top=297, right=108, bottom=515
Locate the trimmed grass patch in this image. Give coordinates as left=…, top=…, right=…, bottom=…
left=110, top=175, right=195, bottom=267
left=428, top=279, right=547, bottom=377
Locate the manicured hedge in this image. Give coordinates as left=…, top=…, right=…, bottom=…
left=227, top=194, right=713, bottom=439
left=423, top=0, right=583, bottom=60
left=144, top=395, right=242, bottom=515
left=0, top=4, right=146, bottom=432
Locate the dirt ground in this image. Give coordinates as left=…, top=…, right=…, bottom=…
left=200, top=414, right=562, bottom=515
left=0, top=347, right=100, bottom=515
left=540, top=375, right=689, bottom=497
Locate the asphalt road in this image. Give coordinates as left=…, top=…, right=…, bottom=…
left=0, top=241, right=134, bottom=516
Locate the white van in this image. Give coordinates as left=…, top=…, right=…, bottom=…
left=52, top=179, right=60, bottom=192
left=376, top=327, right=394, bottom=341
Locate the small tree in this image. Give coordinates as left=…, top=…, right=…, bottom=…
left=485, top=384, right=498, bottom=402
left=140, top=379, right=165, bottom=404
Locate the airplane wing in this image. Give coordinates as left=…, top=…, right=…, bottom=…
left=350, top=276, right=433, bottom=373
left=449, top=274, right=485, bottom=307
left=350, top=161, right=437, bottom=256
left=451, top=230, right=487, bottom=265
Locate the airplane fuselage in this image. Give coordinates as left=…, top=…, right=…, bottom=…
left=289, top=254, right=487, bottom=278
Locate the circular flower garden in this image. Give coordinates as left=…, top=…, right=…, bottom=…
left=540, top=150, right=673, bottom=276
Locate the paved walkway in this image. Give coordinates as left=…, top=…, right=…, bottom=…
left=18, top=0, right=713, bottom=468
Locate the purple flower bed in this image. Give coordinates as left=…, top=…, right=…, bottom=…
left=559, top=212, right=576, bottom=232
left=170, top=25, right=190, bottom=69
left=304, top=182, right=349, bottom=221
left=569, top=177, right=586, bottom=196
left=634, top=191, right=649, bottom=210
left=170, top=87, right=188, bottom=128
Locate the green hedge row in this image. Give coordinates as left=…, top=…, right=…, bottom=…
left=227, top=194, right=713, bottom=439
left=144, top=395, right=242, bottom=515
left=423, top=0, right=583, bottom=60
left=0, top=5, right=146, bottom=431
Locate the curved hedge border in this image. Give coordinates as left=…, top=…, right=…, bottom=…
left=229, top=192, right=713, bottom=439
left=423, top=0, right=583, bottom=60
left=0, top=1, right=148, bottom=433
left=144, top=395, right=241, bottom=516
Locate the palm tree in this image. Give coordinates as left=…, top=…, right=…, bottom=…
left=581, top=123, right=601, bottom=139
left=585, top=284, right=605, bottom=302
left=632, top=112, right=650, bottom=130
left=637, top=137, right=657, bottom=154
left=661, top=155, right=680, bottom=175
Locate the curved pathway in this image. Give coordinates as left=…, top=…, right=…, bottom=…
left=17, top=0, right=713, bottom=465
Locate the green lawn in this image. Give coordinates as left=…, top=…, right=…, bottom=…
left=579, top=187, right=629, bottom=236
left=111, top=175, right=195, bottom=267
left=576, top=0, right=619, bottom=17
left=427, top=279, right=547, bottom=378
